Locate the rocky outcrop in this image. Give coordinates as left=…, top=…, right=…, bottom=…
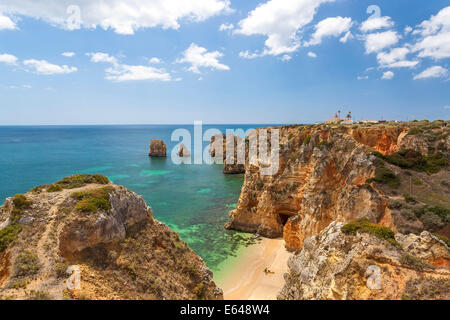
left=149, top=139, right=167, bottom=157
left=177, top=143, right=191, bottom=157
left=278, top=221, right=450, bottom=300
left=0, top=175, right=222, bottom=300
left=226, top=122, right=449, bottom=251
left=59, top=187, right=151, bottom=256
left=210, top=134, right=245, bottom=174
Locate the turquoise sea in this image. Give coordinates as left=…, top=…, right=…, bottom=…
left=0, top=125, right=263, bottom=278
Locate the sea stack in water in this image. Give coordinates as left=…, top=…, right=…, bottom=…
left=149, top=139, right=167, bottom=157
left=210, top=134, right=245, bottom=174
left=177, top=143, right=191, bottom=157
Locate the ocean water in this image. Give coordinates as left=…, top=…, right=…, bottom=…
left=0, top=125, right=263, bottom=277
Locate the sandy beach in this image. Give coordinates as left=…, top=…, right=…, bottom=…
left=216, top=238, right=291, bottom=300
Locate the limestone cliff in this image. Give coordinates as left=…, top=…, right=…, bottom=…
left=278, top=221, right=450, bottom=300
left=0, top=175, right=222, bottom=300
left=226, top=121, right=450, bottom=251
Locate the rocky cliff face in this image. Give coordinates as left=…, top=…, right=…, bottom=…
left=210, top=134, right=246, bottom=174
left=226, top=121, right=449, bottom=251
left=278, top=221, right=450, bottom=300
left=0, top=175, right=222, bottom=300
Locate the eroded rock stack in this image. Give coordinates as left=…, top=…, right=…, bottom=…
left=210, top=133, right=245, bottom=174
left=177, top=143, right=191, bottom=157
left=149, top=139, right=167, bottom=157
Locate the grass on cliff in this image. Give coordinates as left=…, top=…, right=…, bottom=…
left=373, top=149, right=448, bottom=174
left=52, top=174, right=109, bottom=190
left=341, top=218, right=399, bottom=247
left=12, top=194, right=33, bottom=209
left=433, top=233, right=450, bottom=247
left=367, top=167, right=401, bottom=188
left=30, top=174, right=110, bottom=193
left=72, top=186, right=113, bottom=213
left=400, top=253, right=429, bottom=271
left=0, top=224, right=22, bottom=252
left=402, top=277, right=450, bottom=300
left=13, top=250, right=40, bottom=277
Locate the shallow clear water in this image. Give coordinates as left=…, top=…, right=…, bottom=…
left=0, top=125, right=263, bottom=275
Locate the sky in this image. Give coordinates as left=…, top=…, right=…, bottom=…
left=0, top=0, right=449, bottom=125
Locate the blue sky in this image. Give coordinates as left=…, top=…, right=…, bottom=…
left=0, top=0, right=449, bottom=125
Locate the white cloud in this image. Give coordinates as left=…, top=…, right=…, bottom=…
left=307, top=51, right=317, bottom=58
left=219, top=23, right=234, bottom=31
left=23, top=59, right=77, bottom=75
left=105, top=64, right=171, bottom=82
left=62, top=52, right=75, bottom=57
left=177, top=43, right=229, bottom=74
left=235, top=0, right=334, bottom=56
left=364, top=30, right=399, bottom=54
left=239, top=50, right=260, bottom=59
left=376, top=47, right=419, bottom=68
left=412, top=6, right=450, bottom=60
left=413, top=66, right=448, bottom=80
left=281, top=54, right=292, bottom=61
left=404, top=26, right=413, bottom=35
left=381, top=71, right=394, bottom=80
left=23, top=84, right=32, bottom=89
left=444, top=105, right=450, bottom=109
left=87, top=52, right=118, bottom=64
left=0, top=53, right=18, bottom=65
left=360, top=16, right=394, bottom=33
left=0, top=14, right=17, bottom=30
left=305, top=16, right=353, bottom=46
left=357, top=75, right=368, bottom=80
left=87, top=52, right=171, bottom=81
left=149, top=57, right=162, bottom=64
left=0, top=0, right=231, bottom=34
left=339, top=31, right=353, bottom=43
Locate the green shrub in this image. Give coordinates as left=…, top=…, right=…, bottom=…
left=341, top=218, right=399, bottom=247
left=27, top=290, right=49, bottom=300
left=408, top=128, right=423, bottom=135
left=400, top=209, right=417, bottom=221
left=0, top=224, right=22, bottom=252
left=12, top=194, right=32, bottom=210
left=404, top=194, right=417, bottom=204
left=432, top=233, right=450, bottom=247
left=368, top=167, right=400, bottom=188
left=375, top=149, right=448, bottom=174
left=304, top=135, right=311, bottom=145
left=53, top=174, right=109, bottom=190
left=413, top=179, right=422, bottom=185
left=55, top=262, right=69, bottom=278
left=388, top=200, right=405, bottom=210
left=421, top=212, right=446, bottom=230
left=400, top=253, right=428, bottom=271
left=14, top=250, right=40, bottom=277
left=414, top=205, right=450, bottom=221
left=73, top=187, right=112, bottom=213
left=47, top=184, right=63, bottom=192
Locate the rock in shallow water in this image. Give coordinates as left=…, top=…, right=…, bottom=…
left=149, top=139, right=167, bottom=157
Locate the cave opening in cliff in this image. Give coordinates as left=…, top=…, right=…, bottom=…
left=278, top=214, right=290, bottom=227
